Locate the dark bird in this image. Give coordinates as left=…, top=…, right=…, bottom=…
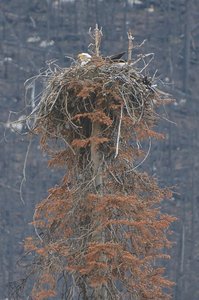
left=108, top=52, right=126, bottom=61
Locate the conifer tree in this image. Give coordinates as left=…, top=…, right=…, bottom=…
left=21, top=26, right=175, bottom=300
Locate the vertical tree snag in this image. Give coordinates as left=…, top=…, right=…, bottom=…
left=127, top=30, right=134, bottom=64
left=90, top=122, right=103, bottom=191
left=183, top=0, right=191, bottom=94
left=91, top=25, right=108, bottom=299
left=20, top=28, right=175, bottom=300
left=90, top=25, right=104, bottom=194
left=91, top=126, right=108, bottom=295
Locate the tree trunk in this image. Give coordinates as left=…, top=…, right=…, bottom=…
left=90, top=121, right=108, bottom=299
left=183, top=0, right=191, bottom=94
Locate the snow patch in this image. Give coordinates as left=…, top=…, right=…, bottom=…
left=27, top=36, right=41, bottom=43
left=39, top=40, right=55, bottom=48
left=128, top=0, right=143, bottom=5
left=5, top=115, right=27, bottom=133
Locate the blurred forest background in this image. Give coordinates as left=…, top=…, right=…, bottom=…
left=0, top=0, right=199, bottom=299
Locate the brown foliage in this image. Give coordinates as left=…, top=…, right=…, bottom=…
left=22, top=36, right=175, bottom=299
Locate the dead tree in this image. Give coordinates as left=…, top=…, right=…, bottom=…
left=22, top=26, right=175, bottom=300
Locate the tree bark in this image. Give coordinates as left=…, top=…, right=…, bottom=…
left=90, top=121, right=108, bottom=299
left=183, top=0, right=191, bottom=94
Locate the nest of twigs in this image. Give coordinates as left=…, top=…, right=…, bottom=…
left=31, top=55, right=165, bottom=168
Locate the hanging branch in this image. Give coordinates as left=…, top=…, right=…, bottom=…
left=114, top=104, right=123, bottom=158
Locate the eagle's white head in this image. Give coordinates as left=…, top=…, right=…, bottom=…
left=77, top=53, right=92, bottom=66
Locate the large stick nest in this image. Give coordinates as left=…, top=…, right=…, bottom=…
left=31, top=55, right=166, bottom=166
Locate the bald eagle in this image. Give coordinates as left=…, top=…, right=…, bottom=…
left=77, top=52, right=126, bottom=66
left=77, top=53, right=92, bottom=65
